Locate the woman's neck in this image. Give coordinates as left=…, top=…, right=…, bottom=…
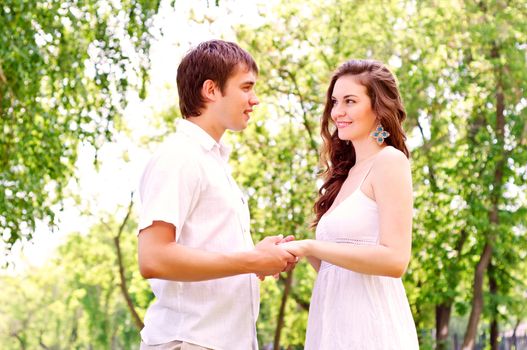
left=352, top=137, right=384, bottom=164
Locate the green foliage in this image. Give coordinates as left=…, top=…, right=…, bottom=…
left=0, top=0, right=161, bottom=248
left=232, top=0, right=527, bottom=346
left=0, top=212, right=152, bottom=349
left=1, top=0, right=526, bottom=349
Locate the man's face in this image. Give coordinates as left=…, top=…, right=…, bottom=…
left=215, top=64, right=259, bottom=132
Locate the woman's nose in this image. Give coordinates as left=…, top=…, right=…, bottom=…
left=331, top=105, right=345, bottom=119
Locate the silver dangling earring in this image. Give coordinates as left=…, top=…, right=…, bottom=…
left=371, top=125, right=390, bottom=145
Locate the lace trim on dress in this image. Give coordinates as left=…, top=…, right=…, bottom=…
left=333, top=237, right=377, bottom=245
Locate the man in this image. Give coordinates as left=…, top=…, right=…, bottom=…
left=137, top=40, right=296, bottom=350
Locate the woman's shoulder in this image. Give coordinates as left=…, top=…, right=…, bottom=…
left=377, top=145, right=408, bottom=163
left=373, top=146, right=410, bottom=175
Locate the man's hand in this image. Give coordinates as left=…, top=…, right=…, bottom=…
left=256, top=235, right=299, bottom=281
left=251, top=235, right=297, bottom=278
left=280, top=235, right=299, bottom=273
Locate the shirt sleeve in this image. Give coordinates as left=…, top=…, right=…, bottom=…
left=138, top=145, right=201, bottom=240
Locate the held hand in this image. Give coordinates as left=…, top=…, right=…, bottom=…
left=262, top=235, right=298, bottom=280
left=279, top=235, right=298, bottom=274
left=279, top=239, right=312, bottom=258
left=253, top=235, right=297, bottom=278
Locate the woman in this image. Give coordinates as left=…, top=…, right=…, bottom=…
left=281, top=60, right=419, bottom=349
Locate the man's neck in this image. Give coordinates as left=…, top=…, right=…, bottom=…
left=186, top=115, right=224, bottom=142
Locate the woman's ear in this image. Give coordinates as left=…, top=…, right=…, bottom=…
left=201, top=79, right=218, bottom=102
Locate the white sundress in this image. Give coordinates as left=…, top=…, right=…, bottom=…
left=304, top=164, right=419, bottom=349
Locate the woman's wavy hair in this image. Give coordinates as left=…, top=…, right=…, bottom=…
left=313, top=59, right=409, bottom=227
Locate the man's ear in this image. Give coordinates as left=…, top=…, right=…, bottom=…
left=202, top=79, right=218, bottom=102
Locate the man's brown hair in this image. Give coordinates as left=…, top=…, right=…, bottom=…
left=176, top=40, right=258, bottom=118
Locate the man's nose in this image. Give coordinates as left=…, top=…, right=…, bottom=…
left=250, top=95, right=259, bottom=106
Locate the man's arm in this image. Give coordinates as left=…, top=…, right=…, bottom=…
left=138, top=220, right=297, bottom=281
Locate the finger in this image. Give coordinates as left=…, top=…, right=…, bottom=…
left=280, top=235, right=295, bottom=243
left=265, top=235, right=283, bottom=244
left=283, top=262, right=294, bottom=272
left=284, top=250, right=298, bottom=262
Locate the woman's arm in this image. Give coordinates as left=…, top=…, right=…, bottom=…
left=281, top=148, right=413, bottom=278
left=306, top=256, right=321, bottom=272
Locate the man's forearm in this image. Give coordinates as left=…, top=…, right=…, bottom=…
left=139, top=242, right=256, bottom=281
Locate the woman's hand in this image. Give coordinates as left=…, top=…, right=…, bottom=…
left=279, top=239, right=313, bottom=258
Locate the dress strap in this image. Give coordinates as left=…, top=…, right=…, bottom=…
left=357, top=147, right=387, bottom=189
left=358, top=146, right=389, bottom=188
left=358, top=162, right=375, bottom=188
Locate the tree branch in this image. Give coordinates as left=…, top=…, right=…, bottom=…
left=112, top=193, right=144, bottom=331
left=280, top=69, right=318, bottom=153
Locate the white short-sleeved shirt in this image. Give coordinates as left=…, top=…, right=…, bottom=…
left=138, top=119, right=260, bottom=350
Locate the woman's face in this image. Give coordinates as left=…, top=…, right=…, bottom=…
left=330, top=75, right=377, bottom=142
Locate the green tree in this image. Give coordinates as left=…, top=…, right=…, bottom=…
left=232, top=0, right=527, bottom=348
left=0, top=0, right=161, bottom=249
left=0, top=208, right=152, bottom=349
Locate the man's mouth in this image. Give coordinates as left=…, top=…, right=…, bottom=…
left=243, top=109, right=253, bottom=119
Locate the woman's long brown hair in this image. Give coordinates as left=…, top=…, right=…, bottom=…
left=312, top=60, right=409, bottom=227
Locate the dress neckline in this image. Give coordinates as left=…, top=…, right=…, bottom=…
left=322, top=150, right=383, bottom=218
left=323, top=186, right=377, bottom=218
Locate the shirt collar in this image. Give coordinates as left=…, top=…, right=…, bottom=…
left=176, top=118, right=232, bottom=161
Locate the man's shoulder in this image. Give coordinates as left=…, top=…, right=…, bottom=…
left=153, top=131, right=202, bottom=160
left=142, top=132, right=203, bottom=177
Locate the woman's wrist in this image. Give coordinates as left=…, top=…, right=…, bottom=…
left=304, top=239, right=315, bottom=257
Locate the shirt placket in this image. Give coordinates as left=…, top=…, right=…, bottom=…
left=214, top=146, right=258, bottom=348
left=214, top=147, right=251, bottom=248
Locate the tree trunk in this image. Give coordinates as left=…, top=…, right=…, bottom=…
left=462, top=242, right=493, bottom=349
left=274, top=271, right=293, bottom=350
left=462, top=40, right=505, bottom=350
left=512, top=319, right=520, bottom=349
left=435, top=229, right=468, bottom=349
left=436, top=303, right=452, bottom=350
left=489, top=261, right=499, bottom=350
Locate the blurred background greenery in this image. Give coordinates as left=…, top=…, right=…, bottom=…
left=1, top=0, right=526, bottom=349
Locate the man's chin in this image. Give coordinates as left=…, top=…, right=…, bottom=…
left=239, top=119, right=250, bottom=130
left=229, top=123, right=248, bottom=132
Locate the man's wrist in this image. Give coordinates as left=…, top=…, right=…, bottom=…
left=229, top=250, right=256, bottom=274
